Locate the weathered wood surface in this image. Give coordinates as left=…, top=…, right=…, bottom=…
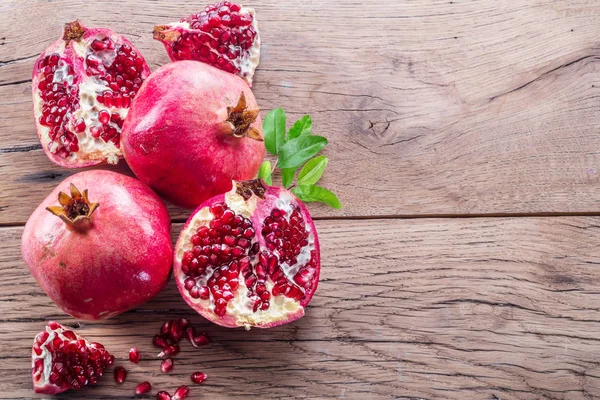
left=2, top=218, right=600, bottom=399
left=2, top=0, right=600, bottom=224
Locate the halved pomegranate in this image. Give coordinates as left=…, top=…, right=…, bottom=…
left=32, top=322, right=114, bottom=394
left=153, top=1, right=260, bottom=85
left=32, top=21, right=150, bottom=167
left=174, top=180, right=320, bottom=328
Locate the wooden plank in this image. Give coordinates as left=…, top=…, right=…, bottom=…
left=2, top=217, right=600, bottom=399
left=2, top=1, right=600, bottom=224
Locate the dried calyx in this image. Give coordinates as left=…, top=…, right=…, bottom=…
left=62, top=20, right=85, bottom=42
left=46, top=183, right=99, bottom=225
left=223, top=92, right=262, bottom=141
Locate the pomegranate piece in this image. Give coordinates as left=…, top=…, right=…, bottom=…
left=160, top=358, right=174, bottom=373
left=21, top=170, right=173, bottom=320
left=173, top=180, right=320, bottom=328
left=31, top=322, right=114, bottom=394
left=32, top=21, right=150, bottom=168
left=191, top=372, right=208, bottom=384
left=114, top=366, right=128, bottom=384
left=154, top=1, right=260, bottom=85
left=129, top=347, right=141, bottom=363
left=136, top=381, right=152, bottom=395
left=121, top=61, right=264, bottom=209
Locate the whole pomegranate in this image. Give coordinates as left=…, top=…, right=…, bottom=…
left=32, top=20, right=150, bottom=167
left=32, top=321, right=114, bottom=394
left=21, top=170, right=173, bottom=320
left=154, top=1, right=260, bottom=85
left=121, top=61, right=265, bottom=209
left=173, top=180, right=320, bottom=328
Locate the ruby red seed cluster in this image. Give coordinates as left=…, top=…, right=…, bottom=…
left=173, top=1, right=257, bottom=74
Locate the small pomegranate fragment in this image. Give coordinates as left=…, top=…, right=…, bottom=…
left=31, top=322, right=114, bottom=394
left=32, top=20, right=150, bottom=167
left=173, top=180, right=320, bottom=328
left=136, top=381, right=152, bottom=395
left=114, top=366, right=127, bottom=384
left=161, top=358, right=174, bottom=373
left=191, top=372, right=207, bottom=384
left=129, top=347, right=141, bottom=363
left=154, top=1, right=260, bottom=85
left=157, top=391, right=172, bottom=400
left=173, top=385, right=190, bottom=400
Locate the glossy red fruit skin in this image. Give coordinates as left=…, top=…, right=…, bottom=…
left=21, top=170, right=173, bottom=320
left=173, top=181, right=320, bottom=328
left=32, top=21, right=150, bottom=168
left=121, top=61, right=264, bottom=209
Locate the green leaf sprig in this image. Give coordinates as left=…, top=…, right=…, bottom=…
left=257, top=109, right=342, bottom=209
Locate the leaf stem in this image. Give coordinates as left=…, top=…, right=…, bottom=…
left=271, top=159, right=278, bottom=173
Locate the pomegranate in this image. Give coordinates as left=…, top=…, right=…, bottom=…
left=153, top=1, right=260, bottom=85
left=121, top=61, right=265, bottom=209
left=32, top=20, right=150, bottom=168
left=173, top=180, right=320, bottom=328
left=32, top=321, right=114, bottom=394
left=21, top=170, right=173, bottom=320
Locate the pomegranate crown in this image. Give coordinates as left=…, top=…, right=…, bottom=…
left=46, top=183, right=99, bottom=225
left=224, top=92, right=263, bottom=141
left=62, top=20, right=86, bottom=42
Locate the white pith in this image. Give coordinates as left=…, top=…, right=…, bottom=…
left=32, top=324, right=69, bottom=389
left=176, top=185, right=316, bottom=328
left=34, top=34, right=131, bottom=165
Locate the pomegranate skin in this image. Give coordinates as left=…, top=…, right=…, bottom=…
left=21, top=170, right=173, bottom=320
left=121, top=61, right=265, bottom=209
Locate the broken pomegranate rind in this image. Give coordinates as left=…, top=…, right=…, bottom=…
left=32, top=322, right=113, bottom=394
left=153, top=2, right=261, bottom=85
left=32, top=21, right=150, bottom=168
left=174, top=181, right=320, bottom=329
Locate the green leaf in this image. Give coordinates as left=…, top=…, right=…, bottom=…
left=257, top=161, right=272, bottom=185
left=287, top=115, right=312, bottom=140
left=292, top=185, right=342, bottom=209
left=281, top=168, right=296, bottom=188
left=263, top=108, right=286, bottom=155
left=278, top=135, right=328, bottom=169
left=297, top=156, right=328, bottom=186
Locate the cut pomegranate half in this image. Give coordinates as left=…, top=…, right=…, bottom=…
left=32, top=321, right=114, bottom=394
left=153, top=1, right=260, bottom=85
left=32, top=21, right=150, bottom=167
left=174, top=180, right=320, bottom=328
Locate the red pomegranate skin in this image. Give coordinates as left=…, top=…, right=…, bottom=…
left=121, top=61, right=265, bottom=209
left=21, top=170, right=173, bottom=320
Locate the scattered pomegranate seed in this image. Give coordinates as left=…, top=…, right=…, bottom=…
left=161, top=358, right=174, bottom=373
left=173, top=385, right=190, bottom=400
left=153, top=335, right=169, bottom=349
left=186, top=327, right=210, bottom=347
left=158, top=344, right=180, bottom=358
left=135, top=381, right=152, bottom=395
left=114, top=366, right=127, bottom=384
left=191, top=371, right=207, bottom=384
left=157, top=391, right=172, bottom=400
left=129, top=347, right=141, bottom=363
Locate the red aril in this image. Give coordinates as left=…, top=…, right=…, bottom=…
left=121, top=61, right=264, bottom=209
left=191, top=372, right=207, bottom=384
left=21, top=170, right=173, bottom=320
left=32, top=322, right=114, bottom=394
left=173, top=385, right=190, bottom=400
left=136, top=381, right=152, bottom=395
left=161, top=358, right=174, bottom=373
left=114, top=366, right=127, bottom=384
left=154, top=1, right=260, bottom=85
left=32, top=21, right=150, bottom=167
left=129, top=347, right=141, bottom=363
left=157, top=391, right=172, bottom=400
left=173, top=180, right=320, bottom=328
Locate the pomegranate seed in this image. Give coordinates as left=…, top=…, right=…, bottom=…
left=157, top=391, right=172, bottom=400
left=161, top=320, right=173, bottom=336
left=135, top=381, right=152, bottom=395
left=158, top=344, right=180, bottom=357
left=191, top=371, right=207, bottom=384
left=161, top=357, right=174, bottom=373
left=114, top=366, right=127, bottom=384
left=129, top=347, right=141, bottom=363
left=153, top=335, right=169, bottom=349
left=173, top=385, right=190, bottom=400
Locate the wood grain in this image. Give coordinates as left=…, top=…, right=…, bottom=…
left=2, top=217, right=600, bottom=399
left=2, top=0, right=600, bottom=224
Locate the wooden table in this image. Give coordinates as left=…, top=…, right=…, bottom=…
left=2, top=1, right=600, bottom=398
